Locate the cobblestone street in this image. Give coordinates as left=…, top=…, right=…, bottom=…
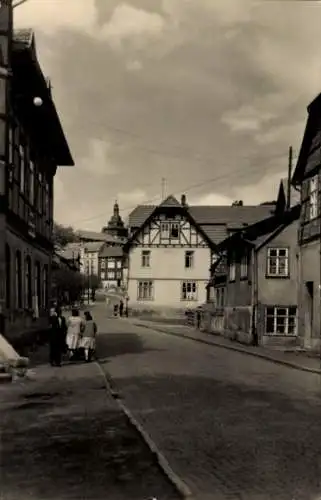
left=95, top=313, right=321, bottom=500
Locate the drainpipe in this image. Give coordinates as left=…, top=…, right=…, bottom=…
left=251, top=246, right=259, bottom=346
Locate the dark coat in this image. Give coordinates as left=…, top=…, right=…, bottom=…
left=50, top=315, right=67, bottom=350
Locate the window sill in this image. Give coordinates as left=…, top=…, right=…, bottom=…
left=228, top=279, right=236, bottom=283
left=240, top=276, right=248, bottom=281
left=180, top=299, right=198, bottom=302
left=265, top=274, right=290, bottom=279
left=264, top=333, right=297, bottom=337
left=137, top=298, right=154, bottom=301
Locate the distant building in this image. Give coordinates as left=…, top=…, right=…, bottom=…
left=124, top=194, right=274, bottom=314
left=291, top=92, right=321, bottom=353
left=76, top=229, right=124, bottom=245
left=98, top=244, right=124, bottom=290
left=80, top=241, right=104, bottom=278
left=0, top=16, right=74, bottom=341
left=102, top=201, right=128, bottom=239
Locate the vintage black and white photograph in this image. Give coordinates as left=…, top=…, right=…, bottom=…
left=0, top=0, right=321, bottom=499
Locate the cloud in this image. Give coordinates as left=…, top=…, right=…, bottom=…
left=100, top=3, right=165, bottom=49
left=16, top=0, right=321, bottom=230
left=222, top=105, right=276, bottom=133
left=14, top=0, right=97, bottom=35
left=77, top=139, right=116, bottom=176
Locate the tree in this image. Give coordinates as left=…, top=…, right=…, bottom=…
left=52, top=265, right=84, bottom=305
left=53, top=222, right=79, bottom=247
left=232, top=200, right=243, bottom=206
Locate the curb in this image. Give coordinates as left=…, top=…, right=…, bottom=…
left=133, top=322, right=321, bottom=375
left=95, top=361, right=193, bottom=500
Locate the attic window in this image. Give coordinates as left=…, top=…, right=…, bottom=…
left=160, top=222, right=180, bottom=240
left=170, top=223, right=179, bottom=239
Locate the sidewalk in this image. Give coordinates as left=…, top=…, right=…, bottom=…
left=0, top=347, right=180, bottom=500
left=127, top=318, right=321, bottom=375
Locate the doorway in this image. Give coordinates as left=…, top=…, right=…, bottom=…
left=304, top=281, right=314, bottom=344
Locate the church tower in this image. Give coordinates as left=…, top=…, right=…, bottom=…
left=102, top=201, right=128, bottom=239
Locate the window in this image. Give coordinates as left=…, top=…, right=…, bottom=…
left=160, top=222, right=170, bottom=239
left=215, top=287, right=225, bottom=307
left=170, top=223, right=179, bottom=239
left=19, top=144, right=25, bottom=192
left=267, top=248, right=289, bottom=277
left=240, top=254, right=248, bottom=278
left=107, top=259, right=115, bottom=269
left=15, top=251, right=22, bottom=308
left=101, top=259, right=106, bottom=269
left=25, top=255, right=32, bottom=309
left=141, top=250, right=150, bottom=267
left=101, top=271, right=106, bottom=280
left=181, top=281, right=197, bottom=301
left=116, top=260, right=122, bottom=269
left=107, top=271, right=115, bottom=279
left=137, top=280, right=154, bottom=300
left=44, top=181, right=49, bottom=219
left=309, top=175, right=318, bottom=220
left=266, top=306, right=297, bottom=335
left=116, top=271, right=122, bottom=279
left=43, top=265, right=48, bottom=308
left=185, top=251, right=194, bottom=268
left=160, top=222, right=180, bottom=240
left=5, top=244, right=11, bottom=309
left=8, top=126, right=13, bottom=164
left=229, top=259, right=236, bottom=281
left=35, top=261, right=41, bottom=309
left=29, top=161, right=35, bottom=205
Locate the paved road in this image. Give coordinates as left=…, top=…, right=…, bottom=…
left=1, top=346, right=180, bottom=500
left=95, top=313, right=321, bottom=500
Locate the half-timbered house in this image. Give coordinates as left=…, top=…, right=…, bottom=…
left=291, top=92, right=321, bottom=352
left=124, top=194, right=275, bottom=314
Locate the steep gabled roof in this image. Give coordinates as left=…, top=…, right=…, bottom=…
left=128, top=202, right=275, bottom=246
left=159, top=195, right=181, bottom=207
left=125, top=203, right=217, bottom=251
left=217, top=204, right=300, bottom=253
left=292, top=92, right=321, bottom=185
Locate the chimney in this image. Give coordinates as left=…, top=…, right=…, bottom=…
left=181, top=194, right=187, bottom=206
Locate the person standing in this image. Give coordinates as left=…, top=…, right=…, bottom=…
left=119, top=299, right=124, bottom=317
left=66, top=308, right=85, bottom=359
left=49, top=307, right=67, bottom=367
left=79, top=311, right=97, bottom=362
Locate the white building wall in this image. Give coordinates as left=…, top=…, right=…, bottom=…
left=127, top=246, right=210, bottom=310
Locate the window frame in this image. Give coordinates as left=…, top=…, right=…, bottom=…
left=308, top=175, right=318, bottom=220
left=141, top=250, right=151, bottom=268
left=240, top=253, right=248, bottom=279
left=267, top=247, right=289, bottom=277
left=229, top=257, right=236, bottom=281
left=265, top=306, right=297, bottom=336
left=181, top=280, right=197, bottom=301
left=137, top=280, right=154, bottom=301
left=185, top=250, right=194, bottom=269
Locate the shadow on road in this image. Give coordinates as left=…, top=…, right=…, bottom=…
left=96, top=332, right=164, bottom=360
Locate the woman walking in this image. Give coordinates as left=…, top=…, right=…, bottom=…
left=79, top=311, right=97, bottom=362
left=66, top=308, right=85, bottom=359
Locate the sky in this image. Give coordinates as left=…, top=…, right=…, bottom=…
left=14, top=0, right=321, bottom=231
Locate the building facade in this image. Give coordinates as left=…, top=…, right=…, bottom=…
left=125, top=195, right=274, bottom=314
left=206, top=200, right=300, bottom=348
left=292, top=92, right=321, bottom=352
left=0, top=11, right=73, bottom=342
left=98, top=244, right=124, bottom=290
